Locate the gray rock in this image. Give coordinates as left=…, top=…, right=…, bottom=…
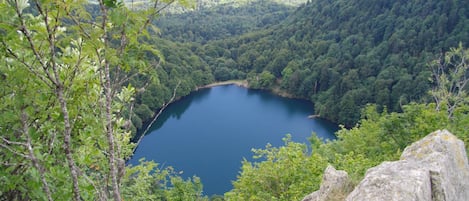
left=302, top=165, right=352, bottom=201
left=346, top=130, right=469, bottom=201
left=400, top=129, right=469, bottom=201
left=345, top=160, right=432, bottom=201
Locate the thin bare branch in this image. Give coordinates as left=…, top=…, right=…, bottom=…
left=134, top=80, right=180, bottom=151
left=138, top=0, right=176, bottom=35
left=1, top=161, right=28, bottom=166
left=59, top=0, right=97, bottom=39
left=0, top=143, right=31, bottom=159
left=2, top=137, right=27, bottom=146
left=22, top=111, right=54, bottom=201
left=66, top=39, right=86, bottom=89
left=430, top=45, right=469, bottom=118
left=76, top=168, right=108, bottom=201
left=12, top=0, right=56, bottom=86
left=2, top=42, right=54, bottom=89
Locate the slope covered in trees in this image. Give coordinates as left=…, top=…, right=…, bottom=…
left=133, top=1, right=469, bottom=199
left=127, top=38, right=215, bottom=133
left=125, top=0, right=306, bottom=15
left=2, top=0, right=469, bottom=200
left=128, top=1, right=297, bottom=132
left=156, top=1, right=295, bottom=43
left=196, top=0, right=469, bottom=126
left=226, top=45, right=469, bottom=200
left=193, top=0, right=307, bottom=9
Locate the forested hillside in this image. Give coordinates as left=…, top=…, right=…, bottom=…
left=104, top=1, right=298, bottom=134
left=156, top=1, right=294, bottom=43
left=125, top=0, right=306, bottom=14
left=193, top=0, right=306, bottom=9
left=131, top=0, right=469, bottom=139
left=225, top=44, right=469, bottom=200
left=127, top=38, right=214, bottom=134
left=128, top=1, right=297, bottom=133
left=2, top=0, right=469, bottom=200
left=194, top=0, right=469, bottom=126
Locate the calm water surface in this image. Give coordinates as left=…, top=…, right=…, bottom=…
left=129, top=85, right=338, bottom=195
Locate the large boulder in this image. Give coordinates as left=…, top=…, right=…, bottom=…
left=345, top=160, right=433, bottom=201
left=346, top=130, right=469, bottom=201
left=302, top=165, right=352, bottom=201
left=400, top=129, right=469, bottom=201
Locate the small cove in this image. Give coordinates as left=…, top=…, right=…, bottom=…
left=129, top=85, right=338, bottom=196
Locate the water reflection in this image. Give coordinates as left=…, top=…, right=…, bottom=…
left=142, top=88, right=212, bottom=132
left=130, top=85, right=338, bottom=196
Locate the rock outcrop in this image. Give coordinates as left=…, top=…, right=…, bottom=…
left=401, top=129, right=469, bottom=201
left=347, top=130, right=469, bottom=201
left=303, top=130, right=469, bottom=201
left=303, top=165, right=352, bottom=201
left=345, top=160, right=433, bottom=201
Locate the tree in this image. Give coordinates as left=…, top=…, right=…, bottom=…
left=429, top=43, right=469, bottom=118
left=225, top=135, right=328, bottom=201
left=122, top=160, right=207, bottom=201
left=227, top=46, right=469, bottom=200
left=258, top=71, right=276, bottom=88
left=0, top=0, right=201, bottom=200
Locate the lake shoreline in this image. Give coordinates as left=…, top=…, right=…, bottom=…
left=197, top=80, right=321, bottom=118
left=198, top=80, right=299, bottom=99
left=138, top=80, right=321, bottom=138
left=131, top=84, right=339, bottom=195
left=197, top=80, right=249, bottom=89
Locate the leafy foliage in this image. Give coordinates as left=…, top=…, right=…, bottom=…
left=225, top=135, right=327, bottom=201
left=193, top=0, right=469, bottom=126
left=2, top=0, right=469, bottom=199
left=156, top=1, right=295, bottom=43
left=429, top=43, right=469, bottom=118
left=192, top=0, right=307, bottom=8
left=227, top=47, right=469, bottom=200
left=129, top=38, right=215, bottom=131
left=131, top=0, right=469, bottom=128
left=122, top=159, right=207, bottom=201
left=227, top=102, right=469, bottom=199
left=0, top=0, right=208, bottom=200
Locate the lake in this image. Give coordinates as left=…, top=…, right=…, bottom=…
left=129, top=84, right=338, bottom=196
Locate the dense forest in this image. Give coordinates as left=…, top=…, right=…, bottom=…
left=131, top=0, right=469, bottom=127
left=1, top=0, right=469, bottom=200
left=190, top=0, right=469, bottom=126
left=156, top=1, right=294, bottom=43
left=128, top=0, right=298, bottom=134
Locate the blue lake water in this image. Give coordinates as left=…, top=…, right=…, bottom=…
left=129, top=85, right=338, bottom=196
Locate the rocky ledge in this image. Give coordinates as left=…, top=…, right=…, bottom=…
left=303, top=130, right=469, bottom=201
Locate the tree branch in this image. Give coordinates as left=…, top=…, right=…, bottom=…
left=0, top=143, right=30, bottom=159
left=32, top=0, right=82, bottom=199
left=2, top=42, right=54, bottom=89
left=134, top=80, right=180, bottom=152
left=22, top=111, right=54, bottom=201
left=11, top=0, right=56, bottom=86
left=138, top=0, right=176, bottom=35
left=96, top=0, right=122, bottom=199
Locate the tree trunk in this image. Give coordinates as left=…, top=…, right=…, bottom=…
left=104, top=61, right=122, bottom=201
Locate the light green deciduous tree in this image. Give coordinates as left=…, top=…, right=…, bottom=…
left=0, top=0, right=205, bottom=200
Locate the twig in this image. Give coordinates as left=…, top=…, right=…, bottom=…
left=23, top=112, right=54, bottom=201
left=133, top=80, right=180, bottom=152
left=0, top=143, right=30, bottom=159
left=2, top=137, right=27, bottom=146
